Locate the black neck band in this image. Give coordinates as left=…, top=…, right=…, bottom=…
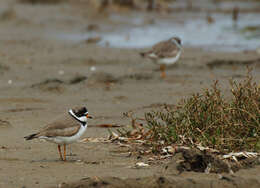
left=68, top=111, right=86, bottom=126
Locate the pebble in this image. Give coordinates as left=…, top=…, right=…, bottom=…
left=90, top=66, right=96, bottom=72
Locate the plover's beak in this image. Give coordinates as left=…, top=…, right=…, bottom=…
left=86, top=114, right=93, bottom=119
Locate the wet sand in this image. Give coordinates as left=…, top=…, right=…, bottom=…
left=0, top=1, right=260, bottom=187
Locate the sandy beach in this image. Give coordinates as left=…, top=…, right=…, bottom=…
left=0, top=0, right=260, bottom=187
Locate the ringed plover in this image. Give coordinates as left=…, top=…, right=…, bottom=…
left=140, top=36, right=183, bottom=78
left=24, top=107, right=92, bottom=161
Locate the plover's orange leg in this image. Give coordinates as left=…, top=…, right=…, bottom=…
left=63, top=144, right=66, bottom=161
left=160, top=64, right=166, bottom=79
left=58, top=145, right=63, bottom=161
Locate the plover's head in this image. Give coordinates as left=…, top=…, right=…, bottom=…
left=170, top=36, right=182, bottom=45
left=69, top=106, right=93, bottom=123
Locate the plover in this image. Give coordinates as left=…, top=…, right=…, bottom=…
left=24, top=107, right=92, bottom=161
left=140, top=36, right=183, bottom=78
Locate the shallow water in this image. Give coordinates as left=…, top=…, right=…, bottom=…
left=53, top=1, right=260, bottom=52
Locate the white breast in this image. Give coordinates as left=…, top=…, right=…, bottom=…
left=158, top=51, right=181, bottom=65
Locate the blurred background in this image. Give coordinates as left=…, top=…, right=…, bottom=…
left=72, top=0, right=260, bottom=52
left=2, top=0, right=259, bottom=53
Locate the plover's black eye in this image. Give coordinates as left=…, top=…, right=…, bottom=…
left=171, top=37, right=181, bottom=45
left=74, top=107, right=88, bottom=117
left=177, top=38, right=181, bottom=45
left=174, top=37, right=181, bottom=45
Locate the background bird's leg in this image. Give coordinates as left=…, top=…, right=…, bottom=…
left=69, top=145, right=73, bottom=156
left=160, top=64, right=166, bottom=78
left=58, top=145, right=63, bottom=161
left=63, top=144, right=66, bottom=161
left=67, top=145, right=76, bottom=156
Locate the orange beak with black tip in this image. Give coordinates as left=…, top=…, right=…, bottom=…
left=86, top=114, right=93, bottom=119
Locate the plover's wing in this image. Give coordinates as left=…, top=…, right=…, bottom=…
left=39, top=115, right=81, bottom=137
left=152, top=41, right=180, bottom=58
left=41, top=125, right=81, bottom=137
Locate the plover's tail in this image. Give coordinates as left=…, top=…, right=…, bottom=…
left=24, top=133, right=38, bottom=140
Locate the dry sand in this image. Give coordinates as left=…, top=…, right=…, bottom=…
left=0, top=1, right=260, bottom=187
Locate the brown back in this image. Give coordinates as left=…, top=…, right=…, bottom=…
left=151, top=39, right=180, bottom=58
left=37, top=114, right=81, bottom=137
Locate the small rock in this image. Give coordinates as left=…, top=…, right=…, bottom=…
left=135, top=162, right=149, bottom=168
left=90, top=66, right=96, bottom=72
left=86, top=36, right=101, bottom=44
left=69, top=75, right=87, bottom=84
left=58, top=70, right=64, bottom=75
left=162, top=146, right=175, bottom=154
left=87, top=24, right=100, bottom=31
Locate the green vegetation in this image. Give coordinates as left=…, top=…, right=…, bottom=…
left=119, top=69, right=260, bottom=154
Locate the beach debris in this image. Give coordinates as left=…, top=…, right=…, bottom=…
left=31, top=78, right=64, bottom=88
left=31, top=75, right=87, bottom=91
left=0, top=8, right=16, bottom=21
left=86, top=36, right=101, bottom=44
left=134, top=162, right=149, bottom=168
left=58, top=70, right=64, bottom=75
left=206, top=13, right=215, bottom=24
left=4, top=107, right=43, bottom=113
left=0, top=146, right=8, bottom=150
left=240, top=25, right=260, bottom=39
left=68, top=75, right=87, bottom=84
left=90, top=66, right=96, bottom=72
left=89, top=124, right=122, bottom=128
left=113, top=0, right=135, bottom=7
left=58, top=182, right=66, bottom=188
left=222, top=152, right=259, bottom=162
left=0, top=119, right=12, bottom=128
left=196, top=145, right=219, bottom=153
left=204, top=163, right=212, bottom=174
left=121, top=73, right=153, bottom=80
left=88, top=72, right=119, bottom=84
left=80, top=137, right=110, bottom=143
left=206, top=58, right=260, bottom=68
left=106, top=109, right=259, bottom=173
left=232, top=6, right=239, bottom=28
left=31, top=78, right=64, bottom=93
left=147, top=0, right=156, bottom=11
left=109, top=131, right=119, bottom=141
left=186, top=0, right=193, bottom=10
left=0, top=63, right=9, bottom=73
left=162, top=146, right=175, bottom=155
left=117, top=143, right=131, bottom=148
left=86, top=24, right=100, bottom=32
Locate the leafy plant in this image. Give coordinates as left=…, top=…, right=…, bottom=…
left=119, top=69, right=260, bottom=154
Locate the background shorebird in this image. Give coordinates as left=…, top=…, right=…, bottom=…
left=24, top=107, right=92, bottom=161
left=140, top=36, right=183, bottom=79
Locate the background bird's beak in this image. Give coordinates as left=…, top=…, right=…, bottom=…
left=86, top=114, right=93, bottom=119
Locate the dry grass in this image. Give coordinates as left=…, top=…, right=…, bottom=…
left=118, top=69, right=260, bottom=154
